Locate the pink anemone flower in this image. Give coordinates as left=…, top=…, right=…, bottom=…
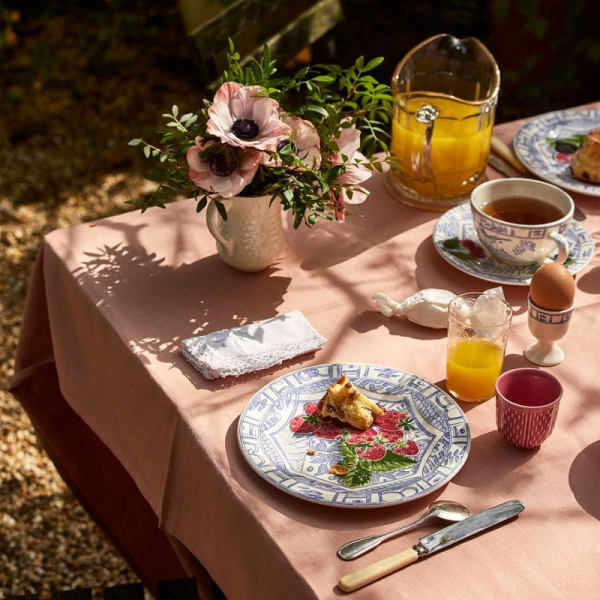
left=207, top=82, right=291, bottom=151
left=276, top=115, right=321, bottom=169
left=186, top=138, right=260, bottom=198
left=330, top=122, right=372, bottom=220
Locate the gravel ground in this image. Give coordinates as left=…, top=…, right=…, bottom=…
left=0, top=2, right=203, bottom=597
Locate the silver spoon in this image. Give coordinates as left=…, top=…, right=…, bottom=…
left=337, top=500, right=471, bottom=561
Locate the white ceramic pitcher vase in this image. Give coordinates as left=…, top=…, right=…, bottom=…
left=205, top=194, right=284, bottom=272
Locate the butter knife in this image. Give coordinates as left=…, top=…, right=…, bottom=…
left=491, top=136, right=529, bottom=175
left=338, top=500, right=525, bottom=593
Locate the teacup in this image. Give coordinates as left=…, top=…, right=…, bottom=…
left=495, top=368, right=563, bottom=449
left=470, top=178, right=574, bottom=266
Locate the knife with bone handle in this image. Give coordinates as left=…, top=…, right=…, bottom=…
left=338, top=500, right=525, bottom=593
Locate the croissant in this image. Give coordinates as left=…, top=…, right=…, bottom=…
left=318, top=375, right=384, bottom=430
left=571, top=128, right=600, bottom=184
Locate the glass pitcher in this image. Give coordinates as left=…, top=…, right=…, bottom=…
left=386, top=34, right=500, bottom=211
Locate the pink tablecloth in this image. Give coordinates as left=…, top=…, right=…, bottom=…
left=11, top=107, right=600, bottom=600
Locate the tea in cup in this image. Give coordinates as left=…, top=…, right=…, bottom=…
left=470, top=178, right=574, bottom=266
left=387, top=34, right=500, bottom=211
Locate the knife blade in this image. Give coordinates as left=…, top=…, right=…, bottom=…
left=338, top=500, right=525, bottom=593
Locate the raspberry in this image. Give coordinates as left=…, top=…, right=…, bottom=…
left=356, top=443, right=386, bottom=461
left=347, top=428, right=378, bottom=444
left=290, top=416, right=320, bottom=434
left=313, top=423, right=343, bottom=440
left=392, top=440, right=419, bottom=456
left=374, top=410, right=409, bottom=430
left=379, top=429, right=404, bottom=443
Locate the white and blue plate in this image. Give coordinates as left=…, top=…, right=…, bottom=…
left=513, top=108, right=600, bottom=197
left=237, top=363, right=470, bottom=508
left=433, top=203, right=594, bottom=286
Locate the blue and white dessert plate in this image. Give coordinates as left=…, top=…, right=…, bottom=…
left=513, top=108, right=600, bottom=197
left=433, top=203, right=594, bottom=286
left=237, top=363, right=470, bottom=508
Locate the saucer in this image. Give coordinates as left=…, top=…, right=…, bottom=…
left=432, top=203, right=594, bottom=286
left=513, top=108, right=600, bottom=197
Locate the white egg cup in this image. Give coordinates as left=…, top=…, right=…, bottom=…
left=524, top=294, right=574, bottom=366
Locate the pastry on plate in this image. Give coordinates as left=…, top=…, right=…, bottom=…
left=318, top=375, right=384, bottom=430
left=571, top=128, right=600, bottom=184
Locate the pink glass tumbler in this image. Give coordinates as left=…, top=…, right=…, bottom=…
left=495, top=368, right=563, bottom=449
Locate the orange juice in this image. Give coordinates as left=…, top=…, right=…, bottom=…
left=446, top=338, right=505, bottom=402
left=390, top=94, right=493, bottom=199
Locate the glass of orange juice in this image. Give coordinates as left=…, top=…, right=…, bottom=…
left=446, top=292, right=513, bottom=402
left=386, top=34, right=500, bottom=211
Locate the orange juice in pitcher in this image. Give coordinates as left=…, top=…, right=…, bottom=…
left=387, top=35, right=500, bottom=211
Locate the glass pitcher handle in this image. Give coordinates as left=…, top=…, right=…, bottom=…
left=415, top=105, right=439, bottom=182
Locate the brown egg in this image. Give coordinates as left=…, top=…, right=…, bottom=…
left=530, top=263, right=576, bottom=310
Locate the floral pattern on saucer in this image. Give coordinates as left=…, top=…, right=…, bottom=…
left=433, top=203, right=594, bottom=286
left=513, top=108, right=600, bottom=197
left=237, top=363, right=470, bottom=508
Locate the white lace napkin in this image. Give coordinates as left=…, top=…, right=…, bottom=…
left=181, top=311, right=327, bottom=379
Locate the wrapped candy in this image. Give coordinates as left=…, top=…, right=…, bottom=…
left=372, top=287, right=504, bottom=329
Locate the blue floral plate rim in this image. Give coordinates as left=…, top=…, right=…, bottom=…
left=513, top=108, right=600, bottom=197
left=433, top=203, right=594, bottom=286
left=237, top=363, right=470, bottom=508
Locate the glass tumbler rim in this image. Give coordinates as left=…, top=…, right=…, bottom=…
left=448, top=292, right=513, bottom=328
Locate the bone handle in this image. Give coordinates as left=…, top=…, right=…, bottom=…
left=491, top=136, right=528, bottom=174
left=338, top=547, right=419, bottom=592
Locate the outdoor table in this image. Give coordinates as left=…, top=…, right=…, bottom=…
left=10, top=104, right=600, bottom=600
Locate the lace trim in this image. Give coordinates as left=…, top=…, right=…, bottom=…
left=181, top=333, right=326, bottom=380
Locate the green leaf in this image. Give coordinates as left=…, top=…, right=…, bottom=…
left=128, top=138, right=141, bottom=146
left=449, top=251, right=476, bottom=263
left=215, top=200, right=228, bottom=221
left=312, top=75, right=335, bottom=83
left=143, top=146, right=151, bottom=158
left=443, top=237, right=461, bottom=250
left=172, top=105, right=178, bottom=117
left=196, top=196, right=208, bottom=213
left=341, top=461, right=372, bottom=487
left=364, top=57, right=384, bottom=71
left=369, top=451, right=417, bottom=472
left=145, top=168, right=164, bottom=183
left=306, top=105, right=329, bottom=118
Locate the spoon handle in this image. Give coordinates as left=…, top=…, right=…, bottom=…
left=337, top=513, right=430, bottom=560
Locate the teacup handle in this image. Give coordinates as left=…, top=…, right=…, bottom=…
left=206, top=200, right=234, bottom=258
left=546, top=231, right=569, bottom=265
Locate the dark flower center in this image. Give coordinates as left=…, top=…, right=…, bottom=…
left=209, top=153, right=238, bottom=177
left=232, top=119, right=259, bottom=140
left=276, top=139, right=298, bottom=154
